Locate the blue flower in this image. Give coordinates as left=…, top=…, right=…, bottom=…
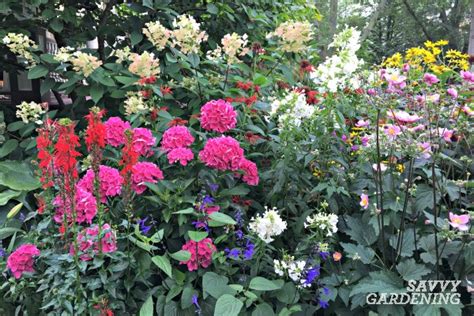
left=235, top=229, right=244, bottom=240
left=192, top=294, right=201, bottom=315
left=319, top=299, right=329, bottom=309
left=225, top=248, right=241, bottom=259
left=319, top=251, right=330, bottom=260
left=322, top=287, right=330, bottom=296
left=0, top=248, right=5, bottom=258
left=304, top=266, right=320, bottom=285
left=234, top=209, right=244, bottom=227
left=243, top=241, right=255, bottom=260
left=138, top=216, right=153, bottom=235
left=209, top=183, right=219, bottom=192
left=202, top=195, right=214, bottom=206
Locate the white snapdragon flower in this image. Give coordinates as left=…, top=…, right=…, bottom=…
left=249, top=206, right=287, bottom=243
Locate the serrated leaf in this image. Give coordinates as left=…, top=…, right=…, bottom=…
left=396, top=259, right=431, bottom=281
left=341, top=242, right=375, bottom=264
left=349, top=271, right=404, bottom=297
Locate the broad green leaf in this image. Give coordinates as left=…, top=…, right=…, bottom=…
left=249, top=277, right=283, bottom=291
left=396, top=259, right=431, bottom=281
left=169, top=250, right=191, bottom=262
left=0, top=161, right=40, bottom=191
left=90, top=84, right=104, bottom=104
left=206, top=3, right=218, bottom=14
left=209, top=212, right=236, bottom=225
left=214, top=294, right=243, bottom=316
left=220, top=185, right=250, bottom=196
left=252, top=303, right=275, bottom=316
left=188, top=231, right=208, bottom=242
left=349, top=271, right=404, bottom=297
left=0, top=190, right=21, bottom=206
left=202, top=272, right=236, bottom=299
left=173, top=208, right=195, bottom=214
left=152, top=255, right=173, bottom=278
left=0, top=139, right=18, bottom=158
left=341, top=242, right=375, bottom=264
left=0, top=227, right=24, bottom=240
left=140, top=296, right=154, bottom=316
left=28, top=65, right=49, bottom=79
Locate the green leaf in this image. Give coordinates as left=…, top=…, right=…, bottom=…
left=28, top=65, right=49, bottom=79
left=188, top=53, right=200, bottom=68
left=50, top=18, right=63, bottom=32
left=169, top=250, right=191, bottom=262
left=152, top=255, right=173, bottom=278
left=90, top=85, right=104, bottom=104
left=209, top=212, right=236, bottom=225
left=115, top=76, right=137, bottom=85
left=341, top=242, right=375, bottom=264
left=253, top=73, right=268, bottom=86
left=396, top=259, right=431, bottom=281
left=0, top=161, right=40, bottom=191
left=173, top=208, right=195, bottom=214
left=249, top=277, right=283, bottom=291
left=140, top=296, right=154, bottom=316
left=0, top=227, right=24, bottom=240
left=0, top=139, right=18, bottom=158
left=252, top=303, right=275, bottom=316
left=0, top=189, right=21, bottom=206
left=188, top=231, right=208, bottom=242
left=349, top=271, right=404, bottom=297
left=40, top=78, right=56, bottom=96
left=202, top=272, right=236, bottom=299
left=131, top=31, right=143, bottom=46
left=214, top=294, right=243, bottom=316
left=207, top=3, right=218, bottom=14
left=220, top=185, right=250, bottom=196
left=344, top=216, right=377, bottom=246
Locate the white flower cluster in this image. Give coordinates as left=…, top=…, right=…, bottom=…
left=70, top=52, right=103, bottom=77
left=249, top=206, right=287, bottom=243
left=270, top=91, right=315, bottom=128
left=16, top=101, right=46, bottom=124
left=2, top=33, right=37, bottom=66
left=124, top=92, right=148, bottom=116
left=311, top=27, right=363, bottom=92
left=54, top=46, right=74, bottom=63
left=143, top=21, right=171, bottom=51
left=207, top=33, right=249, bottom=64
left=170, top=15, right=208, bottom=54
left=274, top=255, right=312, bottom=288
left=128, top=51, right=160, bottom=78
left=304, top=213, right=339, bottom=237
left=113, top=47, right=131, bottom=63
left=266, top=21, right=313, bottom=53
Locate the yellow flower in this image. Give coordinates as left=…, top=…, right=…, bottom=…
left=396, top=164, right=405, bottom=173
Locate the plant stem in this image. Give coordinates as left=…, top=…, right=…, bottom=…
left=375, top=109, right=387, bottom=264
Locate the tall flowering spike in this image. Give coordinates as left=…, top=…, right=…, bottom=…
left=36, top=119, right=56, bottom=188
left=84, top=107, right=106, bottom=152
left=53, top=119, right=81, bottom=189
left=119, top=130, right=139, bottom=177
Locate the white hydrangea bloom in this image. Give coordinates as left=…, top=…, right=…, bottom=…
left=249, top=206, right=287, bottom=243
left=170, top=15, right=208, bottom=54
left=304, top=213, right=339, bottom=237
left=311, top=27, right=363, bottom=92
left=143, top=21, right=171, bottom=51
left=124, top=93, right=148, bottom=116
left=54, top=46, right=74, bottom=63
left=70, top=51, right=102, bottom=77
left=16, top=101, right=45, bottom=124
left=3, top=33, right=37, bottom=67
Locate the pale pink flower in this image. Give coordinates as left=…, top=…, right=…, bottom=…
left=447, top=88, right=458, bottom=99
left=387, top=110, right=420, bottom=124
left=423, top=73, right=439, bottom=86
left=448, top=212, right=470, bottom=231
left=360, top=193, right=369, bottom=209
left=460, top=70, right=474, bottom=83
left=355, top=119, right=370, bottom=127
left=384, top=124, right=402, bottom=140
left=372, top=163, right=387, bottom=172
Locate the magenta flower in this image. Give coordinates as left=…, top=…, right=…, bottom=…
left=448, top=212, right=470, bottom=231
left=447, top=88, right=458, bottom=99
left=423, top=73, right=439, bottom=86
left=460, top=70, right=474, bottom=83
left=132, top=128, right=156, bottom=157
left=161, top=126, right=194, bottom=151
left=200, top=99, right=237, bottom=133
left=360, top=193, right=369, bottom=209
left=131, top=162, right=164, bottom=194
left=387, top=110, right=420, bottom=124
left=167, top=147, right=194, bottom=166
left=7, top=244, right=40, bottom=279
left=104, top=117, right=131, bottom=147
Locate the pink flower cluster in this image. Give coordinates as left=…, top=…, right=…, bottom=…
left=460, top=70, right=474, bottom=83
left=131, top=162, right=164, bottom=194
left=180, top=238, right=216, bottom=271
left=53, top=186, right=97, bottom=224
left=105, top=117, right=130, bottom=147
left=77, top=165, right=123, bottom=202
left=200, top=99, right=237, bottom=133
left=71, top=224, right=117, bottom=261
left=161, top=126, right=195, bottom=166
left=199, top=136, right=259, bottom=185
left=423, top=73, right=439, bottom=86
left=7, top=244, right=40, bottom=279
left=132, top=128, right=156, bottom=157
